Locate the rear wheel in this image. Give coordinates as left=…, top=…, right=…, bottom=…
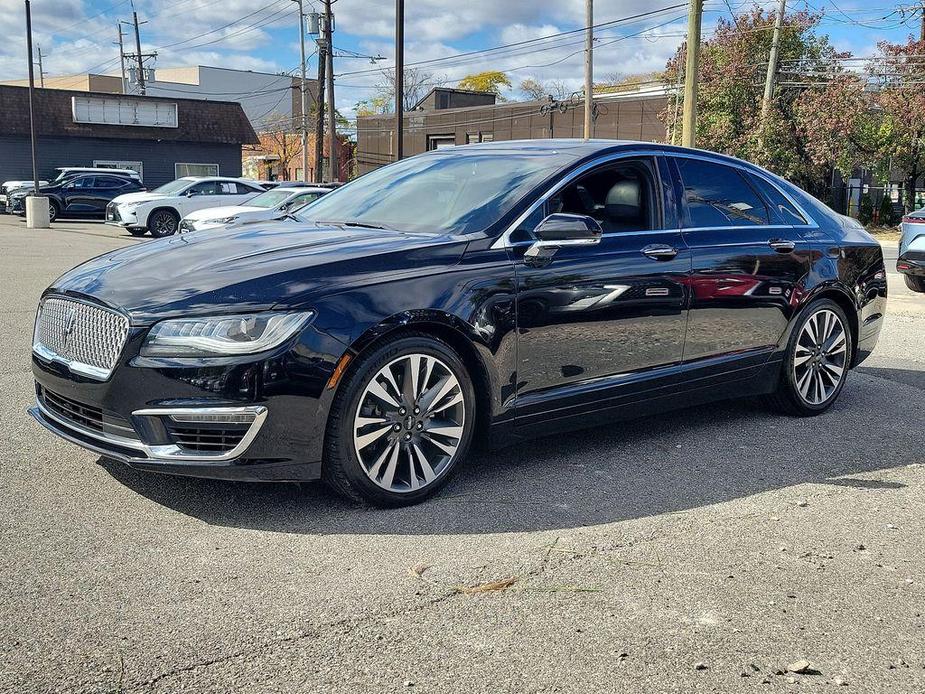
left=148, top=209, right=179, bottom=238
left=771, top=299, right=852, bottom=416
left=323, top=335, right=475, bottom=506
left=904, top=275, right=925, bottom=293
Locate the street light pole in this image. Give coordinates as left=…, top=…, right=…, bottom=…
left=583, top=0, right=593, bottom=140
left=395, top=0, right=404, bottom=161
left=293, top=0, right=309, bottom=182
left=24, top=0, right=48, bottom=228
left=324, top=0, right=337, bottom=181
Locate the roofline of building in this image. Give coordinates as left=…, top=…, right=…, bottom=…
left=0, top=83, right=247, bottom=108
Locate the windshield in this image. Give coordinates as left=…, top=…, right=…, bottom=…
left=245, top=190, right=294, bottom=208
left=153, top=179, right=193, bottom=195
left=295, top=152, right=566, bottom=234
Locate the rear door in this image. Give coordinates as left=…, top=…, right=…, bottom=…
left=669, top=155, right=811, bottom=370
left=91, top=176, right=132, bottom=213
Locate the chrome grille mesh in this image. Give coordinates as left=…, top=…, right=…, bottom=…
left=34, top=297, right=129, bottom=378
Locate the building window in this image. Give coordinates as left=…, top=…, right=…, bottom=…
left=175, top=163, right=220, bottom=178
left=465, top=132, right=494, bottom=144
left=466, top=133, right=479, bottom=144
left=427, top=134, right=455, bottom=151
left=480, top=132, right=494, bottom=142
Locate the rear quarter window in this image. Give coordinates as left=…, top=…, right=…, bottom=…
left=748, top=174, right=808, bottom=225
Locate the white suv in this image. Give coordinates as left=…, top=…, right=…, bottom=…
left=106, top=176, right=264, bottom=237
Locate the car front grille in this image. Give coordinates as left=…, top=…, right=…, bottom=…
left=33, top=297, right=129, bottom=379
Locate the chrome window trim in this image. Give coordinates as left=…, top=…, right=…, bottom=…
left=668, top=151, right=819, bottom=230
left=491, top=149, right=666, bottom=250
left=32, top=294, right=131, bottom=381
left=36, top=396, right=267, bottom=462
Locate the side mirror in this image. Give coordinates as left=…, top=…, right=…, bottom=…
left=525, top=213, right=602, bottom=261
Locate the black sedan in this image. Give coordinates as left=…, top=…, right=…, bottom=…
left=8, top=173, right=144, bottom=222
left=29, top=140, right=887, bottom=506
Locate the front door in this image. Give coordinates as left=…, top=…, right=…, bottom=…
left=512, top=156, right=691, bottom=426
left=669, top=155, right=812, bottom=368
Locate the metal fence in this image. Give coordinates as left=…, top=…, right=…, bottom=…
left=826, top=184, right=925, bottom=222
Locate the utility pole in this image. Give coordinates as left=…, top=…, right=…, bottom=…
left=25, top=0, right=39, bottom=195
left=35, top=45, right=45, bottom=87
left=583, top=0, right=593, bottom=139
left=293, top=0, right=309, bottom=182
left=395, top=0, right=404, bottom=160
left=920, top=1, right=924, bottom=42
left=681, top=0, right=703, bottom=148
left=132, top=10, right=145, bottom=95
left=760, top=0, right=787, bottom=130
left=324, top=0, right=337, bottom=182
left=116, top=24, right=127, bottom=92
left=313, top=18, right=327, bottom=182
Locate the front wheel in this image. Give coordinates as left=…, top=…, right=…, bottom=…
left=771, top=299, right=852, bottom=416
left=47, top=201, right=59, bottom=223
left=904, top=274, right=925, bottom=293
left=323, top=335, right=476, bottom=506
left=148, top=209, right=179, bottom=238
left=127, top=228, right=147, bottom=237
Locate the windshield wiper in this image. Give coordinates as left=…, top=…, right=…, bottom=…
left=316, top=220, right=388, bottom=230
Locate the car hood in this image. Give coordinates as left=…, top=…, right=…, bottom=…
left=48, top=222, right=468, bottom=322
left=185, top=204, right=264, bottom=221
left=112, top=191, right=166, bottom=205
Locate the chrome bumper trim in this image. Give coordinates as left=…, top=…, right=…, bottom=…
left=33, top=398, right=267, bottom=463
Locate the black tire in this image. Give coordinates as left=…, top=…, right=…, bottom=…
left=904, top=274, right=925, bottom=293
left=770, top=298, right=853, bottom=416
left=47, top=201, right=59, bottom=223
left=148, top=209, right=179, bottom=238
left=323, top=333, right=476, bottom=506
left=127, top=228, right=148, bottom=237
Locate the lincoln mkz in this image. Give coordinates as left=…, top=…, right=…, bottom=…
left=29, top=141, right=887, bottom=505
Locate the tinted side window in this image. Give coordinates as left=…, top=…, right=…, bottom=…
left=748, top=174, right=808, bottom=225
left=675, top=158, right=769, bottom=227
left=550, top=159, right=660, bottom=233
left=190, top=181, right=221, bottom=196
left=71, top=176, right=96, bottom=189
left=95, top=176, right=126, bottom=189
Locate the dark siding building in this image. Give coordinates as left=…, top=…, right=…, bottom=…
left=0, top=86, right=259, bottom=187
left=357, top=88, right=669, bottom=175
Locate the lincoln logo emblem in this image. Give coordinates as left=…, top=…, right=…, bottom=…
left=61, top=309, right=78, bottom=349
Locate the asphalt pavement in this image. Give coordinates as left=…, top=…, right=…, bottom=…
left=1, top=216, right=923, bottom=693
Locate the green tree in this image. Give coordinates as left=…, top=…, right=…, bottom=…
left=877, top=193, right=896, bottom=226
left=858, top=193, right=874, bottom=224
left=458, top=71, right=511, bottom=99
left=661, top=7, right=844, bottom=195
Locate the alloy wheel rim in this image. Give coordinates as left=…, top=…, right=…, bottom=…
left=154, top=214, right=175, bottom=233
left=353, top=353, right=465, bottom=493
left=48, top=204, right=56, bottom=221
left=793, top=309, right=847, bottom=406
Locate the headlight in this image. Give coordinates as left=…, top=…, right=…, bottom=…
left=121, top=201, right=142, bottom=209
left=140, top=311, right=314, bottom=357
left=211, top=216, right=238, bottom=225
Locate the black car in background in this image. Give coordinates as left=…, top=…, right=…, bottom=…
left=29, top=140, right=886, bottom=506
left=8, top=173, right=145, bottom=221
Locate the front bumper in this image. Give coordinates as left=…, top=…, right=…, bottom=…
left=105, top=203, right=141, bottom=228
left=30, top=319, right=347, bottom=482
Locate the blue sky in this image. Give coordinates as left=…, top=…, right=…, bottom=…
left=0, top=0, right=918, bottom=120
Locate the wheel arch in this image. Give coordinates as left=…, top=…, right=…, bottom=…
left=333, top=311, right=495, bottom=443
left=783, top=283, right=860, bottom=367
left=145, top=205, right=180, bottom=229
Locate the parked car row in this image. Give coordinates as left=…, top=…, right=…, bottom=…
left=4, top=167, right=144, bottom=220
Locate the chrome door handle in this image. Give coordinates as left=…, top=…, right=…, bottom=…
left=642, top=244, right=678, bottom=260
left=768, top=238, right=795, bottom=253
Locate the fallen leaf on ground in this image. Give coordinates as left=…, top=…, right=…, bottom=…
left=408, top=563, right=431, bottom=579
left=453, top=577, right=518, bottom=594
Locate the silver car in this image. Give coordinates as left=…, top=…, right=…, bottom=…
left=899, top=209, right=925, bottom=292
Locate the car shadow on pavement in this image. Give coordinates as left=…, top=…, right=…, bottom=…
left=97, top=376, right=924, bottom=535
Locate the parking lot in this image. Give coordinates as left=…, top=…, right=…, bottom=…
left=1, top=216, right=923, bottom=693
